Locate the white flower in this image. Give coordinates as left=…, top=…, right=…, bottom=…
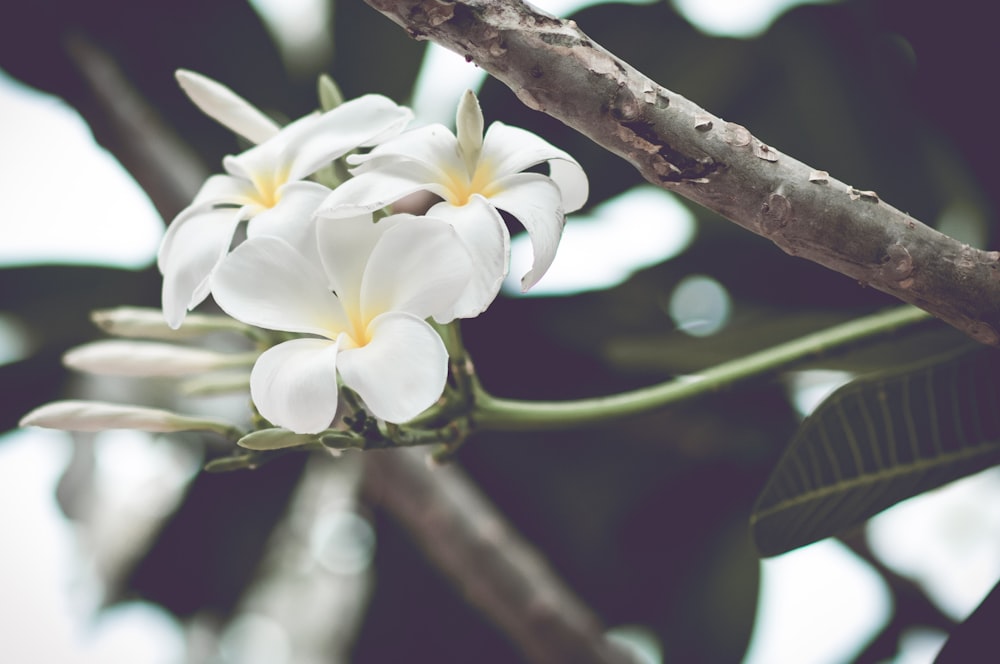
left=315, top=90, right=589, bottom=319
left=158, top=70, right=413, bottom=329
left=210, top=213, right=473, bottom=433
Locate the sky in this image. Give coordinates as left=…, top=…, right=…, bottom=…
left=2, top=0, right=998, bottom=662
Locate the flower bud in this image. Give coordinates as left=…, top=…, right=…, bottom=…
left=91, top=307, right=251, bottom=340
left=63, top=340, right=256, bottom=377
left=20, top=400, right=241, bottom=436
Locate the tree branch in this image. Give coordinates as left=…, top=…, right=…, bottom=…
left=362, top=448, right=639, bottom=664
left=363, top=0, right=1000, bottom=348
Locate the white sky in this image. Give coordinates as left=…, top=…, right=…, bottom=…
left=1, top=1, right=992, bottom=663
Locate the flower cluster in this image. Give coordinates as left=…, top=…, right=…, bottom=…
left=22, top=71, right=587, bottom=440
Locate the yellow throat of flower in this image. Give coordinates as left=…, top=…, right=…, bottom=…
left=250, top=166, right=290, bottom=210
left=443, top=160, right=500, bottom=206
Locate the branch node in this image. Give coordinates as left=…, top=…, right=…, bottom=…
left=760, top=193, right=792, bottom=235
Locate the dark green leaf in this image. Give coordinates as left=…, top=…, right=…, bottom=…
left=751, top=345, right=1000, bottom=556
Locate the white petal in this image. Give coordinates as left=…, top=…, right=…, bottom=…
left=189, top=173, right=260, bottom=208
left=315, top=161, right=451, bottom=219
left=360, top=217, right=472, bottom=322
left=316, top=213, right=400, bottom=306
left=482, top=122, right=589, bottom=211
left=348, top=123, right=463, bottom=175
left=250, top=338, right=341, bottom=434
left=246, top=181, right=330, bottom=269
left=211, top=236, right=349, bottom=336
left=428, top=197, right=509, bottom=319
left=337, top=312, right=448, bottom=423
left=486, top=174, right=564, bottom=291
left=175, top=70, right=281, bottom=144
left=282, top=94, right=414, bottom=181
left=158, top=205, right=242, bottom=329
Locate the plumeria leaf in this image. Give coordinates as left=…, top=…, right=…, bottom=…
left=751, top=345, right=1000, bottom=556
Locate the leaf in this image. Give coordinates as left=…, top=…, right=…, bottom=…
left=751, top=345, right=1000, bottom=557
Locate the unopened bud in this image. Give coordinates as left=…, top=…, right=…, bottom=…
left=20, top=400, right=242, bottom=437
left=91, top=307, right=251, bottom=340
left=63, top=340, right=256, bottom=377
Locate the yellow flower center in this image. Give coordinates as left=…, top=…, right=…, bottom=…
left=249, top=166, right=290, bottom=210
left=443, top=160, right=501, bottom=206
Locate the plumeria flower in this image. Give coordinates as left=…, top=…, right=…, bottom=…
left=210, top=213, right=473, bottom=433
left=315, top=90, right=588, bottom=320
left=158, top=70, right=413, bottom=329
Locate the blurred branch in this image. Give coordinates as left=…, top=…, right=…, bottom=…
left=363, top=0, right=1000, bottom=348
left=65, top=32, right=207, bottom=219
left=362, top=448, right=638, bottom=664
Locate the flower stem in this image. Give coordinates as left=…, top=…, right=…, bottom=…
left=471, top=305, right=932, bottom=431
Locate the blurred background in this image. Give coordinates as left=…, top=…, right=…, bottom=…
left=2, top=0, right=999, bottom=662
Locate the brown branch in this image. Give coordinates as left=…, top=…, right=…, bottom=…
left=362, top=448, right=639, bottom=664
left=364, top=0, right=1000, bottom=348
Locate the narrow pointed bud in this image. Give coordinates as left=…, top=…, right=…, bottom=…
left=318, top=74, right=345, bottom=112
left=175, top=69, right=281, bottom=144
left=91, top=307, right=252, bottom=340
left=20, top=400, right=242, bottom=437
left=456, top=89, right=484, bottom=173
left=237, top=428, right=320, bottom=451
left=63, top=340, right=256, bottom=377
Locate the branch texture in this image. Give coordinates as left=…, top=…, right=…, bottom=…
left=365, top=0, right=1000, bottom=347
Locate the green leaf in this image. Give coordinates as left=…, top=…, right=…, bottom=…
left=751, top=345, right=1000, bottom=557
left=237, top=428, right=319, bottom=451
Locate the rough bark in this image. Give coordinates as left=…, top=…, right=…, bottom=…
left=364, top=0, right=1000, bottom=347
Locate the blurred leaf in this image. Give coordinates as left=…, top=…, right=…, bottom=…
left=330, top=0, right=426, bottom=102
left=751, top=345, right=1000, bottom=556
left=935, top=576, right=1000, bottom=663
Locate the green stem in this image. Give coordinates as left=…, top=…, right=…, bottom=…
left=472, top=305, right=932, bottom=431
